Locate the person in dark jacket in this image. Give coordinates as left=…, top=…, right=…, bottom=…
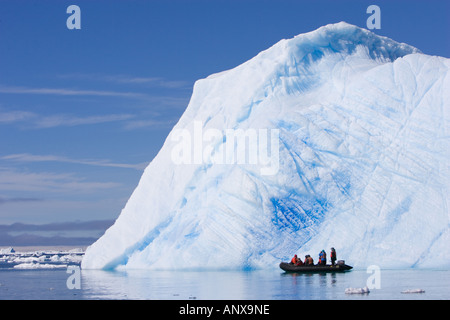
left=330, top=247, right=337, bottom=266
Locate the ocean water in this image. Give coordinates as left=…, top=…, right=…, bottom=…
left=0, top=268, right=449, bottom=300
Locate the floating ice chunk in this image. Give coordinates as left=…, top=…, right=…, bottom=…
left=0, top=247, right=15, bottom=254
left=13, top=263, right=68, bottom=269
left=345, top=286, right=370, bottom=294
left=68, top=248, right=84, bottom=253
left=401, top=289, right=425, bottom=294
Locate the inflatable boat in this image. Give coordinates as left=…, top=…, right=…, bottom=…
left=279, top=261, right=352, bottom=273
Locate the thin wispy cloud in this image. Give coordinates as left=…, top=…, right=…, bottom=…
left=0, top=83, right=189, bottom=110
left=123, top=118, right=178, bottom=130
left=0, top=108, right=183, bottom=131
left=0, top=110, right=135, bottom=129
left=57, top=73, right=191, bottom=89
left=1, top=153, right=148, bottom=171
left=33, top=113, right=135, bottom=129
left=0, top=110, right=35, bottom=123
left=0, top=168, right=122, bottom=194
left=0, top=196, right=43, bottom=205
left=0, top=85, right=150, bottom=99
left=107, top=76, right=189, bottom=89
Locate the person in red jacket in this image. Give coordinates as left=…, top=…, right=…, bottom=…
left=291, top=254, right=304, bottom=266
left=330, top=247, right=337, bottom=266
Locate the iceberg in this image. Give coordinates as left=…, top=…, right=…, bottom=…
left=82, top=22, right=450, bottom=270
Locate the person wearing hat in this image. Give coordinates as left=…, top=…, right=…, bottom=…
left=318, top=250, right=327, bottom=265
left=291, top=254, right=304, bottom=266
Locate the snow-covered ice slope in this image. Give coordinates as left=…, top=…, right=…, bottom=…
left=82, top=22, right=449, bottom=270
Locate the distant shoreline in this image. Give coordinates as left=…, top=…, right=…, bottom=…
left=0, top=245, right=87, bottom=252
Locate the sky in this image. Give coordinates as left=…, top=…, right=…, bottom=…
left=0, top=0, right=448, bottom=245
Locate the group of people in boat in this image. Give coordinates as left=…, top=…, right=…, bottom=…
left=290, top=247, right=337, bottom=266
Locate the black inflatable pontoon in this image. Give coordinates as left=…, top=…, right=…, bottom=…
left=279, top=261, right=352, bottom=273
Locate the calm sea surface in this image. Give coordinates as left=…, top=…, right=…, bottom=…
left=0, top=268, right=449, bottom=300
